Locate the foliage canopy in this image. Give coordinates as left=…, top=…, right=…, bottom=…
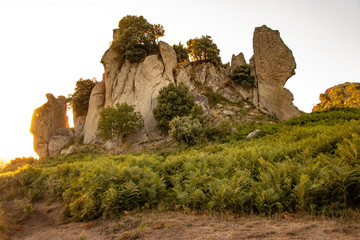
left=313, top=83, right=360, bottom=112
left=69, top=78, right=97, bottom=117
left=169, top=116, right=203, bottom=146
left=2, top=109, right=360, bottom=221
left=186, top=35, right=220, bottom=63
left=172, top=42, right=189, bottom=63
left=229, top=65, right=255, bottom=89
left=153, top=83, right=196, bottom=131
left=97, top=103, right=144, bottom=141
left=111, top=15, right=165, bottom=63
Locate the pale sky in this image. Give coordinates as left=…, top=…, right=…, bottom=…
left=1, top=0, right=359, bottom=162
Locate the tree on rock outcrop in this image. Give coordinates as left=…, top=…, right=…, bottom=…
left=97, top=103, right=144, bottom=141
left=169, top=116, right=203, bottom=146
left=229, top=65, right=255, bottom=89
left=153, top=83, right=204, bottom=131
left=313, top=83, right=360, bottom=112
left=111, top=15, right=165, bottom=63
left=186, top=35, right=220, bottom=63
left=69, top=78, right=97, bottom=117
left=172, top=42, right=189, bottom=63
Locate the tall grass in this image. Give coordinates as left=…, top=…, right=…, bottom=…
left=1, top=109, right=360, bottom=221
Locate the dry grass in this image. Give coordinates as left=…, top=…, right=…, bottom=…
left=5, top=203, right=360, bottom=240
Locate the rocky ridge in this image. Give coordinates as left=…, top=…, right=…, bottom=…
left=312, top=82, right=360, bottom=111
left=30, top=25, right=301, bottom=158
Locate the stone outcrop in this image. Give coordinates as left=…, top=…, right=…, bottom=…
left=73, top=115, right=86, bottom=138
left=48, top=128, right=74, bottom=157
left=250, top=25, right=300, bottom=120
left=231, top=53, right=246, bottom=72
left=84, top=81, right=105, bottom=143
left=31, top=24, right=302, bottom=156
left=312, top=82, right=360, bottom=111
left=30, top=94, right=68, bottom=158
left=84, top=40, right=178, bottom=144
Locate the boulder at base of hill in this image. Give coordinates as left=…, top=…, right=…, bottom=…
left=251, top=25, right=300, bottom=120
left=48, top=128, right=74, bottom=157
left=30, top=94, right=68, bottom=158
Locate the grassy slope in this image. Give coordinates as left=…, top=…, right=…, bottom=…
left=1, top=108, right=360, bottom=223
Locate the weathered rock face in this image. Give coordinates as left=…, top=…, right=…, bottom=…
left=30, top=94, right=68, bottom=158
left=48, top=128, right=74, bottom=157
left=84, top=81, right=105, bottom=144
left=231, top=52, right=246, bottom=72
left=73, top=115, right=86, bottom=138
left=313, top=82, right=360, bottom=112
left=251, top=25, right=300, bottom=120
left=84, top=40, right=177, bottom=143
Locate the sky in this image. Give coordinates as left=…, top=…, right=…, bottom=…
left=0, top=0, right=359, bottom=162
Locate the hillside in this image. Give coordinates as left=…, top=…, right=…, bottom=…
left=30, top=17, right=300, bottom=159
left=1, top=108, right=360, bottom=239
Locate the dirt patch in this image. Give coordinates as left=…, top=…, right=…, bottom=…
left=4, top=202, right=360, bottom=240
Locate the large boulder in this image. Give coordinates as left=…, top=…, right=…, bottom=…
left=313, top=82, right=360, bottom=111
left=73, top=115, right=86, bottom=139
left=48, top=128, right=74, bottom=157
left=84, top=37, right=178, bottom=143
left=158, top=41, right=177, bottom=82
left=251, top=25, right=300, bottom=120
left=83, top=81, right=105, bottom=144
left=231, top=52, right=246, bottom=72
left=30, top=94, right=68, bottom=158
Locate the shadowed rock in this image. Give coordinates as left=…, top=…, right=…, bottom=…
left=30, top=94, right=68, bottom=158
left=251, top=25, right=300, bottom=120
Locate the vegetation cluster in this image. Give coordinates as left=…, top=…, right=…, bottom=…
left=1, top=109, right=360, bottom=222
left=111, top=15, right=165, bottom=63
left=68, top=78, right=97, bottom=117
left=313, top=83, right=360, bottom=112
left=229, top=65, right=255, bottom=89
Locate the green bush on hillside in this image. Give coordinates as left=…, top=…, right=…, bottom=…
left=111, top=15, right=164, bottom=63
left=97, top=103, right=144, bottom=141
left=172, top=42, right=189, bottom=63
left=69, top=78, right=97, bottom=117
left=229, top=65, right=255, bottom=89
left=1, top=108, right=360, bottom=220
left=169, top=116, right=203, bottom=146
left=153, top=83, right=199, bottom=131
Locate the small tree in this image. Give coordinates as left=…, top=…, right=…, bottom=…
left=186, top=35, right=220, bottom=63
left=169, top=116, right=203, bottom=146
left=69, top=78, right=97, bottom=117
left=97, top=103, right=144, bottom=141
left=111, top=15, right=165, bottom=63
left=153, top=83, right=196, bottom=131
left=172, top=42, right=189, bottom=63
left=229, top=65, right=255, bottom=89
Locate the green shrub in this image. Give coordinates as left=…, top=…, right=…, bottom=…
left=2, top=108, right=360, bottom=220
left=229, top=65, right=255, bottom=89
left=204, top=121, right=233, bottom=142
left=172, top=42, right=189, bottom=63
left=111, top=15, right=164, bottom=63
left=186, top=35, right=221, bottom=64
left=153, top=83, right=196, bottom=131
left=97, top=103, right=144, bottom=141
left=69, top=78, right=97, bottom=117
left=169, top=116, right=203, bottom=146
left=0, top=157, right=37, bottom=174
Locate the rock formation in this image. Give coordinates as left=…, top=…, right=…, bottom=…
left=231, top=53, right=246, bottom=72
left=32, top=24, right=302, bottom=156
left=30, top=94, right=68, bottom=158
left=83, top=39, right=178, bottom=144
left=83, top=81, right=105, bottom=143
left=250, top=25, right=300, bottom=120
left=48, top=128, right=74, bottom=157
left=312, top=82, right=360, bottom=112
